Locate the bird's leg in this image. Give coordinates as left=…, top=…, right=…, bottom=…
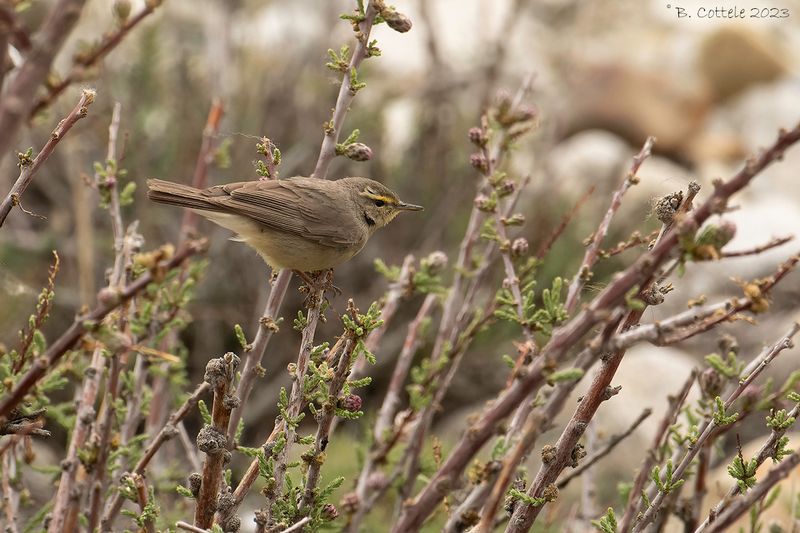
left=293, top=269, right=341, bottom=308
left=292, top=269, right=318, bottom=290
left=317, top=269, right=342, bottom=297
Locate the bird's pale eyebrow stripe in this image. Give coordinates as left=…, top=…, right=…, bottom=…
left=360, top=191, right=397, bottom=204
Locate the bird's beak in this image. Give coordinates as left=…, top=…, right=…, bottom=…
left=396, top=201, right=424, bottom=211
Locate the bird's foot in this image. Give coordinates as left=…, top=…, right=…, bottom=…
left=294, top=269, right=341, bottom=307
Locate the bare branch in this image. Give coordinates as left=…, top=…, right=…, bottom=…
left=618, top=370, right=697, bottom=532
left=633, top=322, right=800, bottom=531
left=0, top=89, right=95, bottom=227
left=721, top=235, right=793, bottom=258
left=392, top=123, right=800, bottom=532
left=30, top=0, right=166, bottom=117
left=101, top=382, right=211, bottom=531
left=194, top=353, right=239, bottom=529
left=564, top=136, right=655, bottom=312
left=702, top=449, right=800, bottom=533
left=556, top=408, right=652, bottom=490
left=0, top=0, right=86, bottom=163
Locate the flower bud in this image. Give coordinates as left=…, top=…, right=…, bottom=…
left=496, top=179, right=515, bottom=197
left=339, top=394, right=362, bottom=412
left=113, top=0, right=131, bottom=21
left=699, top=367, right=724, bottom=398
left=474, top=194, right=494, bottom=212
left=367, top=471, right=388, bottom=491
left=469, top=153, right=488, bottom=173
left=468, top=127, right=488, bottom=147
left=343, top=142, right=373, bottom=161
left=322, top=503, right=339, bottom=520
left=511, top=238, right=529, bottom=258
left=422, top=251, right=448, bottom=274
left=97, top=287, right=121, bottom=307
left=382, top=8, right=412, bottom=33
left=340, top=492, right=359, bottom=513
left=188, top=472, right=202, bottom=498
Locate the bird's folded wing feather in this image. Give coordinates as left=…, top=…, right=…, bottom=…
left=204, top=179, right=364, bottom=248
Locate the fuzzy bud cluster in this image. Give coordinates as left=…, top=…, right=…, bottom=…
left=342, top=142, right=373, bottom=161
left=470, top=153, right=489, bottom=174
left=496, top=179, right=515, bottom=197
left=422, top=250, right=448, bottom=274
left=474, top=194, right=495, bottom=212
left=511, top=237, right=529, bottom=258
left=468, top=127, right=488, bottom=147
left=339, top=394, right=362, bottom=412
left=381, top=6, right=412, bottom=32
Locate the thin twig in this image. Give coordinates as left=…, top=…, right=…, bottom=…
left=696, top=399, right=800, bottom=531
left=299, top=322, right=358, bottom=511
left=30, top=1, right=165, bottom=117
left=48, top=347, right=105, bottom=532
left=564, top=136, right=654, bottom=312
left=535, top=185, right=595, bottom=259
left=392, top=123, right=800, bottom=532
left=262, top=283, right=326, bottom=525
left=181, top=98, right=224, bottom=238
left=86, top=101, right=128, bottom=532
left=721, top=235, right=793, bottom=257
left=311, top=0, right=379, bottom=180
left=131, top=474, right=156, bottom=533
left=1, top=448, right=19, bottom=533
left=0, top=89, right=95, bottom=227
left=347, top=293, right=437, bottom=533
left=0, top=0, right=86, bottom=164
left=633, top=322, right=800, bottom=531
left=278, top=516, right=311, bottom=533
left=703, top=449, right=800, bottom=533
left=618, top=370, right=696, bottom=532
left=101, top=382, right=211, bottom=531
left=176, top=521, right=209, bottom=533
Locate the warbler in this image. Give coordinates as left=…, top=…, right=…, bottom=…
left=147, top=176, right=422, bottom=272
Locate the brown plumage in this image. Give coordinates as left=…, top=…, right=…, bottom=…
left=147, top=176, right=422, bottom=271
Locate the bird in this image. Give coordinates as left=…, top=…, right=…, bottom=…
left=146, top=176, right=422, bottom=273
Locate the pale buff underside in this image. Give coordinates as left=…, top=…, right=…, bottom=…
left=196, top=210, right=364, bottom=271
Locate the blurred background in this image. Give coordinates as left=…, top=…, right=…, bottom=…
left=2, top=0, right=800, bottom=530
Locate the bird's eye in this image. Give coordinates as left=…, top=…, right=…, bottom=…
left=374, top=199, right=385, bottom=207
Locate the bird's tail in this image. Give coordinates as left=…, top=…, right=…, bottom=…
left=146, top=179, right=219, bottom=211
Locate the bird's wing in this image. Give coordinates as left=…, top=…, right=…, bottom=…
left=205, top=178, right=365, bottom=248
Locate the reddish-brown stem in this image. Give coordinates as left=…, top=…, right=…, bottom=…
left=101, top=382, right=210, bottom=531
left=131, top=474, right=156, bottom=533
left=195, top=354, right=238, bottom=529
left=556, top=407, right=652, bottom=490
left=181, top=98, right=224, bottom=238
left=392, top=123, right=800, bottom=533
left=535, top=185, right=595, bottom=259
